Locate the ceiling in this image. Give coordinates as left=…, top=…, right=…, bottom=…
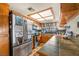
left=61, top=3, right=78, bottom=12
left=9, top=3, right=54, bottom=15
left=60, top=3, right=79, bottom=26
left=8, top=3, right=60, bottom=23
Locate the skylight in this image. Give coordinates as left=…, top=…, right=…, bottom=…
left=31, top=14, right=42, bottom=19
left=44, top=16, right=53, bottom=20
left=39, top=9, right=52, bottom=17
left=30, top=8, right=54, bottom=22
left=37, top=18, right=45, bottom=21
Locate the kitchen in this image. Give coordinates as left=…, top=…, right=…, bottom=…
left=0, top=3, right=60, bottom=56
left=0, top=3, right=79, bottom=56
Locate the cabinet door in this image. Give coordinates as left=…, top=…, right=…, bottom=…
left=0, top=3, right=9, bottom=15
left=0, top=35, right=9, bottom=56
left=0, top=16, right=9, bottom=35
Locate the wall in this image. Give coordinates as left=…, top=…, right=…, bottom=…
left=52, top=3, right=60, bottom=21
left=65, top=15, right=79, bottom=35
left=51, top=3, right=61, bottom=29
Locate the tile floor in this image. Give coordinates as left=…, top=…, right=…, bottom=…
left=60, top=38, right=79, bottom=56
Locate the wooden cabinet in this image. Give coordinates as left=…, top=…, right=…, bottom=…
left=0, top=16, right=9, bottom=35
left=0, top=3, right=9, bottom=56
left=0, top=3, right=9, bottom=15
left=0, top=35, right=9, bottom=56
left=39, top=34, right=53, bottom=43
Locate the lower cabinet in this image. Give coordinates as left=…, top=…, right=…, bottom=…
left=13, top=41, right=32, bottom=56
left=0, top=35, right=9, bottom=56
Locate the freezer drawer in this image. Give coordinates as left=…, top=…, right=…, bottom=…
left=13, top=41, right=32, bottom=56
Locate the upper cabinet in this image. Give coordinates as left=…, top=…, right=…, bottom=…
left=0, top=3, right=9, bottom=15
left=0, top=3, right=9, bottom=35
left=0, top=16, right=9, bottom=35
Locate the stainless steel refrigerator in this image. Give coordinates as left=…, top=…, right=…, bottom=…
left=9, top=11, right=32, bottom=56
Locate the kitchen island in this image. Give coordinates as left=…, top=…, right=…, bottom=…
left=37, top=36, right=59, bottom=56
